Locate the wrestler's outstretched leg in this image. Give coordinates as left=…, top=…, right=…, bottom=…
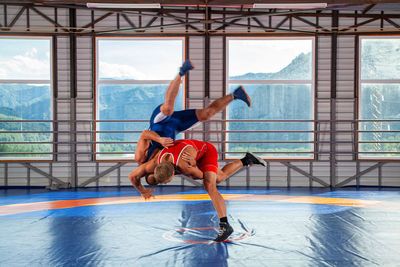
left=160, top=60, right=194, bottom=116
left=216, top=152, right=266, bottom=183
left=195, top=86, right=252, bottom=122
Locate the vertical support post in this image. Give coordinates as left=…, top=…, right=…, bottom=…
left=96, top=162, right=99, bottom=187
left=183, top=31, right=190, bottom=187
left=91, top=10, right=96, bottom=162
left=3, top=4, right=7, bottom=27
left=185, top=35, right=190, bottom=109
left=160, top=6, right=164, bottom=32
left=287, top=165, right=291, bottom=188
left=69, top=8, right=78, bottom=187
left=378, top=163, right=382, bottom=187
left=356, top=161, right=360, bottom=188
left=314, top=35, right=319, bottom=161
left=52, top=34, right=59, bottom=162
left=354, top=35, right=359, bottom=161
left=27, top=167, right=31, bottom=187
left=117, top=165, right=121, bottom=187
left=49, top=162, right=53, bottom=187
left=246, top=166, right=250, bottom=187
left=26, top=5, right=30, bottom=31
left=266, top=161, right=270, bottom=188
left=204, top=7, right=211, bottom=142
left=4, top=163, right=8, bottom=187
left=330, top=10, right=338, bottom=188
left=222, top=36, right=227, bottom=161
left=309, top=162, right=313, bottom=187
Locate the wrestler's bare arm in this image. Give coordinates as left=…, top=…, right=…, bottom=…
left=135, top=130, right=173, bottom=164
left=128, top=159, right=157, bottom=199
left=178, top=146, right=204, bottom=180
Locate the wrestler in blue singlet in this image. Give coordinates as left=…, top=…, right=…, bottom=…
left=145, top=104, right=199, bottom=162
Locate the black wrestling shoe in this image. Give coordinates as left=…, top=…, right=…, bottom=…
left=245, top=152, right=267, bottom=167
left=213, top=222, right=234, bottom=242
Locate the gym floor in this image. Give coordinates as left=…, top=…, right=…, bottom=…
left=0, top=186, right=399, bottom=266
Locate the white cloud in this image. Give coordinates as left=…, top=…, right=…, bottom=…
left=0, top=48, right=49, bottom=80
left=25, top=47, right=38, bottom=57
left=99, top=62, right=147, bottom=80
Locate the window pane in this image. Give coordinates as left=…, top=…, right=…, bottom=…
left=0, top=38, right=51, bottom=80
left=227, top=84, right=313, bottom=158
left=229, top=39, right=312, bottom=80
left=361, top=38, right=400, bottom=80
left=97, top=38, right=184, bottom=160
left=97, top=84, right=183, bottom=159
left=359, top=83, right=400, bottom=158
left=98, top=39, right=183, bottom=80
left=0, top=84, right=52, bottom=158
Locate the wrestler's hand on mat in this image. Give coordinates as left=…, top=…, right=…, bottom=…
left=140, top=188, right=155, bottom=200
left=158, top=137, right=174, bottom=148
left=181, top=151, right=196, bottom=167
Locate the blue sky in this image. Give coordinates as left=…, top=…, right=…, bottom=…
left=98, top=39, right=183, bottom=80
left=0, top=37, right=312, bottom=81
left=0, top=38, right=51, bottom=80
left=229, top=39, right=313, bottom=76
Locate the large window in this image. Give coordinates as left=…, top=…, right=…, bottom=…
left=96, top=37, right=185, bottom=160
left=226, top=37, right=315, bottom=159
left=0, top=37, right=52, bottom=160
left=359, top=36, right=400, bottom=159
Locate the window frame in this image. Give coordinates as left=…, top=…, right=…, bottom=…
left=0, top=35, right=53, bottom=161
left=94, top=36, right=186, bottom=161
left=358, top=35, right=400, bottom=160
left=225, top=36, right=316, bottom=160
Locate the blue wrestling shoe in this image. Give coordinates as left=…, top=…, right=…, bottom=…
left=179, top=59, right=194, bottom=76
left=214, top=222, right=234, bottom=242
left=233, top=86, right=251, bottom=107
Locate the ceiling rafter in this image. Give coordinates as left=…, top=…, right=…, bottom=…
left=1, top=2, right=400, bottom=35
left=76, top=11, right=113, bottom=32
left=251, top=17, right=274, bottom=32
left=30, top=5, right=69, bottom=32
left=292, top=15, right=330, bottom=32
left=384, top=17, right=400, bottom=29
left=275, top=16, right=290, bottom=28
left=212, top=19, right=316, bottom=34
left=7, top=6, right=26, bottom=28
left=120, top=13, right=136, bottom=28
left=362, top=4, right=376, bottom=14
left=162, top=10, right=203, bottom=32
left=339, top=17, right=379, bottom=32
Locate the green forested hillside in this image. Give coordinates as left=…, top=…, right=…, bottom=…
left=1, top=47, right=399, bottom=158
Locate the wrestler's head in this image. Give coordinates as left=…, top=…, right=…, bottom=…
left=154, top=161, right=175, bottom=184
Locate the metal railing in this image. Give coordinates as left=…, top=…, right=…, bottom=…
left=1, top=118, right=399, bottom=161
left=1, top=118, right=399, bottom=188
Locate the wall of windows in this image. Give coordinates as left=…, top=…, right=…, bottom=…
left=95, top=37, right=185, bottom=160
left=0, top=36, right=52, bottom=160
left=359, top=36, right=400, bottom=159
left=226, top=37, right=315, bottom=159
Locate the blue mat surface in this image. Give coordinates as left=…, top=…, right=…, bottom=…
left=0, top=186, right=399, bottom=266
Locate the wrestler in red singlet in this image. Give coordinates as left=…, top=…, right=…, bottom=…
left=157, top=139, right=219, bottom=174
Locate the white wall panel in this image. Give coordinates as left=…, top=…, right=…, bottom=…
left=1, top=5, right=399, bottom=188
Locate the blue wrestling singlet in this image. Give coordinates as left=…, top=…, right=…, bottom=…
left=145, top=104, right=199, bottom=162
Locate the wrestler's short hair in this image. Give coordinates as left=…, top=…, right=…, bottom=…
left=154, top=161, right=175, bottom=184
